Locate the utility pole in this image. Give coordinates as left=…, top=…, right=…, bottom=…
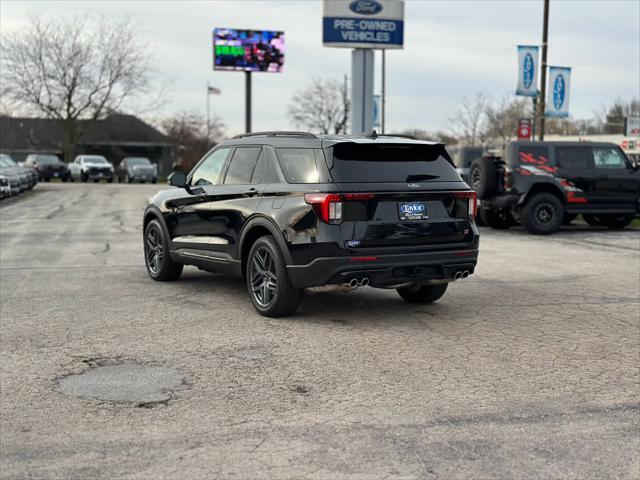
left=538, top=0, right=550, bottom=140
left=245, top=72, right=252, bottom=133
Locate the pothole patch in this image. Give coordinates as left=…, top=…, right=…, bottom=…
left=55, top=363, right=187, bottom=405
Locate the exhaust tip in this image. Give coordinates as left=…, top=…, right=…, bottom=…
left=455, top=271, right=463, bottom=280
left=349, top=278, right=359, bottom=288
left=462, top=271, right=469, bottom=278
left=360, top=277, right=370, bottom=287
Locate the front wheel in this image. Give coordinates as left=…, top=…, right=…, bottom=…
left=522, top=193, right=563, bottom=235
left=397, top=283, right=448, bottom=303
left=144, top=219, right=183, bottom=281
left=247, top=236, right=301, bottom=317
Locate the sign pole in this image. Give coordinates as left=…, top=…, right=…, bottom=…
left=538, top=0, right=550, bottom=140
left=206, top=82, right=211, bottom=149
left=381, top=49, right=386, bottom=134
left=245, top=71, right=252, bottom=133
left=532, top=96, right=537, bottom=139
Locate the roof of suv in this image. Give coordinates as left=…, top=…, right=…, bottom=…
left=223, top=131, right=442, bottom=148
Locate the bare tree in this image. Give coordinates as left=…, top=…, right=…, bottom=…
left=288, top=77, right=349, bottom=134
left=1, top=15, right=166, bottom=161
left=595, top=98, right=640, bottom=134
left=398, top=128, right=457, bottom=145
left=483, top=95, right=532, bottom=148
left=449, top=93, right=488, bottom=146
left=159, top=111, right=226, bottom=171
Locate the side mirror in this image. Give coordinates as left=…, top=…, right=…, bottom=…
left=168, top=171, right=187, bottom=187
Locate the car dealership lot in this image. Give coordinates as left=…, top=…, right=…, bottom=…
left=1, top=184, right=638, bottom=479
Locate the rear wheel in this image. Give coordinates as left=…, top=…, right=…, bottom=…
left=144, top=219, right=183, bottom=281
left=397, top=283, right=448, bottom=304
left=247, top=236, right=301, bottom=317
left=601, top=214, right=634, bottom=230
left=480, top=207, right=515, bottom=229
left=522, top=193, right=564, bottom=235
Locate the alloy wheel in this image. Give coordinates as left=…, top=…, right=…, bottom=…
left=145, top=226, right=164, bottom=275
left=249, top=247, right=277, bottom=307
left=534, top=202, right=555, bottom=225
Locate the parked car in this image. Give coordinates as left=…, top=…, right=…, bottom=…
left=24, top=154, right=70, bottom=182
left=117, top=157, right=157, bottom=183
left=470, top=141, right=640, bottom=234
left=69, top=155, right=114, bottom=182
left=0, top=154, right=31, bottom=193
left=0, top=153, right=38, bottom=189
left=142, top=131, right=479, bottom=317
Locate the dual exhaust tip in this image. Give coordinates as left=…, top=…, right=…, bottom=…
left=455, top=271, right=470, bottom=280
left=346, top=277, right=370, bottom=288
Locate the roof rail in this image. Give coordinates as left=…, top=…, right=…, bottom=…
left=233, top=131, right=318, bottom=139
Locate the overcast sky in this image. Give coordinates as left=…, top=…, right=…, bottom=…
left=1, top=0, right=638, bottom=136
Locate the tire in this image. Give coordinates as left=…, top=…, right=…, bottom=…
left=479, top=207, right=514, bottom=229
left=144, top=219, right=183, bottom=281
left=125, top=174, right=130, bottom=183
left=152, top=179, right=157, bottom=184
left=62, top=176, right=69, bottom=183
left=107, top=177, right=113, bottom=183
left=81, top=172, right=87, bottom=182
left=246, top=235, right=301, bottom=317
left=44, top=178, right=50, bottom=182
left=562, top=213, right=577, bottom=225
left=397, top=283, right=448, bottom=304
left=469, top=159, right=498, bottom=200
left=601, top=214, right=634, bottom=230
left=522, top=193, right=564, bottom=235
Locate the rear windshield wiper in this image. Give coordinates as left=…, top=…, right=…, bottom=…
left=406, top=174, right=439, bottom=181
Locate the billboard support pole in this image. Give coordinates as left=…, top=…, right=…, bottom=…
left=245, top=71, right=252, bottom=133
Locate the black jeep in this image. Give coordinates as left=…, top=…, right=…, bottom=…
left=470, top=141, right=640, bottom=234
left=143, top=132, right=479, bottom=317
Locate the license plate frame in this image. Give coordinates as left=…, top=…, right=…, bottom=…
left=398, top=202, right=427, bottom=221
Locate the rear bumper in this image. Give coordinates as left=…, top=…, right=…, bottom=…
left=287, top=248, right=479, bottom=289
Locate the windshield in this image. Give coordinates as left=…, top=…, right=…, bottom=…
left=328, top=143, right=461, bottom=183
left=33, top=155, right=60, bottom=165
left=84, top=156, right=108, bottom=164
left=0, top=154, right=16, bottom=166
left=126, top=158, right=151, bottom=166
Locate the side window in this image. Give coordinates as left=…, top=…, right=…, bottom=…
left=518, top=146, right=550, bottom=165
left=250, top=148, right=279, bottom=184
left=556, top=147, right=591, bottom=169
left=191, top=148, right=231, bottom=185
left=593, top=148, right=628, bottom=169
left=275, top=148, right=320, bottom=183
left=223, top=147, right=261, bottom=185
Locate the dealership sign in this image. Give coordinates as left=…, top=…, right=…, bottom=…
left=515, top=45, right=539, bottom=97
left=546, top=66, right=571, bottom=118
left=323, top=0, right=404, bottom=49
left=517, top=118, right=532, bottom=140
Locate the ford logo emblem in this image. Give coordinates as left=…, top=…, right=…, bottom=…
left=553, top=73, right=565, bottom=110
left=408, top=183, right=421, bottom=188
left=349, top=0, right=383, bottom=15
left=523, top=52, right=534, bottom=89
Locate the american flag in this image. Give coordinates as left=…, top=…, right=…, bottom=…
left=208, top=86, right=221, bottom=95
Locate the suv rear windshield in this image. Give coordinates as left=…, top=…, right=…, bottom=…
left=32, top=155, right=60, bottom=164
left=328, top=143, right=460, bottom=183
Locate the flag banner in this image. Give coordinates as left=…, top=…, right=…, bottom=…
left=546, top=66, right=571, bottom=118
left=516, top=45, right=538, bottom=97
left=208, top=86, right=221, bottom=95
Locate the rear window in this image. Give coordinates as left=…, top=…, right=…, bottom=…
left=224, top=147, right=261, bottom=184
left=275, top=148, right=320, bottom=183
left=517, top=146, right=551, bottom=165
left=328, top=143, right=460, bottom=183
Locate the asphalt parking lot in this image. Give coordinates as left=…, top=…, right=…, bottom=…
left=1, top=183, right=639, bottom=479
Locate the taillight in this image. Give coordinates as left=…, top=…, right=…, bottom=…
left=454, top=191, right=478, bottom=221
left=304, top=193, right=343, bottom=223
left=504, top=169, right=513, bottom=190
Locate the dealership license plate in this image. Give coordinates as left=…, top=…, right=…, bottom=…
left=398, top=202, right=427, bottom=221
left=53, top=172, right=59, bottom=177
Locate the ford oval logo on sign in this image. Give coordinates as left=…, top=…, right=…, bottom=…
left=553, top=74, right=565, bottom=110
left=523, top=53, right=534, bottom=89
left=349, top=0, right=383, bottom=15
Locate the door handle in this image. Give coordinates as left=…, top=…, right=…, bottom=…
left=245, top=188, right=257, bottom=197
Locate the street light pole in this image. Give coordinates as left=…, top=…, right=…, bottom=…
left=538, top=0, right=550, bottom=140
left=206, top=82, right=211, bottom=149
left=381, top=49, right=386, bottom=134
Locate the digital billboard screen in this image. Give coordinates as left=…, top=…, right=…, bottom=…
left=213, top=28, right=285, bottom=73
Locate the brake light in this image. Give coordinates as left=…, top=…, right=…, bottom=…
left=504, top=170, right=513, bottom=190
left=454, top=191, right=478, bottom=221
left=304, top=193, right=343, bottom=223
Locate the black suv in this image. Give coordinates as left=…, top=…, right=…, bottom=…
left=143, top=132, right=479, bottom=317
left=471, top=141, right=640, bottom=234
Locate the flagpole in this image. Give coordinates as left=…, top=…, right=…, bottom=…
left=206, top=82, right=211, bottom=150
